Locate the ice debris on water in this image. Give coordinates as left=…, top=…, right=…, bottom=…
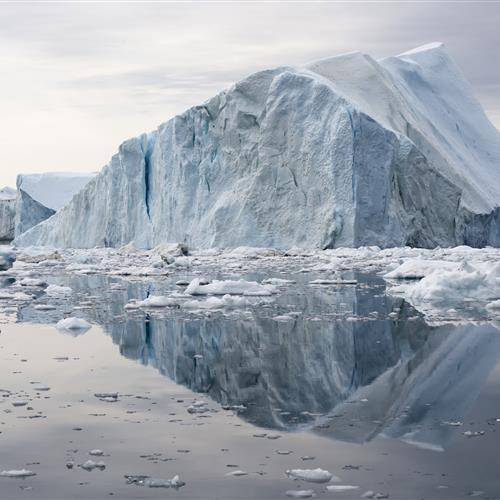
left=326, top=485, right=359, bottom=491
left=285, top=490, right=316, bottom=498
left=80, top=460, right=106, bottom=471
left=125, top=474, right=185, bottom=488
left=0, top=469, right=36, bottom=478
left=286, top=468, right=334, bottom=483
left=226, top=470, right=248, bottom=477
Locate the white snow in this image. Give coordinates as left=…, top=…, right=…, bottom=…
left=56, top=317, right=91, bottom=330
left=14, top=43, right=500, bottom=250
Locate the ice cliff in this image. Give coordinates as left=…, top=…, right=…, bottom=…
left=15, top=43, right=500, bottom=249
left=15, top=172, right=96, bottom=236
left=0, top=187, right=16, bottom=240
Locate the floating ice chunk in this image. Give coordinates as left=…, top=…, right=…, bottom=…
left=225, top=470, right=248, bottom=477
left=182, top=294, right=249, bottom=310
left=89, top=449, right=104, bottom=456
left=185, top=278, right=275, bottom=296
left=33, top=385, right=50, bottom=392
left=19, top=278, right=47, bottom=287
left=286, top=468, right=333, bottom=483
left=145, top=475, right=185, bottom=488
left=389, top=261, right=500, bottom=304
left=326, top=485, right=359, bottom=491
left=262, top=278, right=296, bottom=286
left=12, top=400, right=29, bottom=407
left=94, top=392, right=118, bottom=402
left=45, top=284, right=72, bottom=297
left=309, top=279, right=357, bottom=285
left=0, top=469, right=36, bottom=478
left=80, top=460, right=105, bottom=471
left=383, top=259, right=455, bottom=279
left=56, top=317, right=91, bottom=331
left=285, top=490, right=315, bottom=498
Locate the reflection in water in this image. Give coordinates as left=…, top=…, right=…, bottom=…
left=15, top=272, right=500, bottom=451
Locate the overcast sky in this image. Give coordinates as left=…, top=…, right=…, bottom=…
left=1, top=1, right=499, bottom=188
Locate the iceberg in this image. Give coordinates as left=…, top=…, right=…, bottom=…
left=0, top=187, right=16, bottom=241
left=14, top=43, right=500, bottom=249
left=15, top=172, right=96, bottom=237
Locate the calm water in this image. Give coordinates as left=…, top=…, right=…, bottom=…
left=0, top=269, right=499, bottom=499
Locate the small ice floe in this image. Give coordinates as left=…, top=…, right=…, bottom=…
left=187, top=400, right=209, bottom=414
left=89, top=449, right=104, bottom=456
left=262, top=278, right=296, bottom=286
left=286, top=468, right=334, bottom=483
left=94, top=392, right=119, bottom=402
left=267, top=433, right=281, bottom=440
left=442, top=421, right=462, bottom=427
left=56, top=317, right=91, bottom=331
left=45, top=284, right=72, bottom=297
left=33, top=385, right=51, bottom=392
left=276, top=450, right=293, bottom=455
left=309, top=279, right=357, bottom=285
left=285, top=490, right=315, bottom=498
left=184, top=278, right=276, bottom=296
left=125, top=474, right=185, bottom=488
left=326, top=485, right=359, bottom=492
left=34, top=304, right=57, bottom=311
left=80, top=460, right=106, bottom=471
left=221, top=404, right=247, bottom=412
left=0, top=469, right=36, bottom=478
left=182, top=294, right=249, bottom=310
left=175, top=280, right=190, bottom=286
left=225, top=470, right=248, bottom=477
left=12, top=400, right=29, bottom=407
left=463, top=430, right=485, bottom=438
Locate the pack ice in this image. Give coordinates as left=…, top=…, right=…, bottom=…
left=15, top=43, right=500, bottom=249
left=15, top=172, right=96, bottom=237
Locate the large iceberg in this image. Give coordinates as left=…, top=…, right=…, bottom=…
left=15, top=172, right=96, bottom=236
left=15, top=43, right=500, bottom=249
left=0, top=187, right=16, bottom=241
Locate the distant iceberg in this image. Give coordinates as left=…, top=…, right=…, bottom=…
left=15, top=43, right=500, bottom=249
left=15, top=172, right=96, bottom=236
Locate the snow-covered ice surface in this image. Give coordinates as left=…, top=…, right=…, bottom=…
left=0, top=244, right=500, bottom=498
left=14, top=43, right=500, bottom=250
left=15, top=172, right=96, bottom=237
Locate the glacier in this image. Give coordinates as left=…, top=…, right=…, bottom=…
left=15, top=42, right=500, bottom=250
left=15, top=172, right=96, bottom=237
left=0, top=187, right=16, bottom=241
